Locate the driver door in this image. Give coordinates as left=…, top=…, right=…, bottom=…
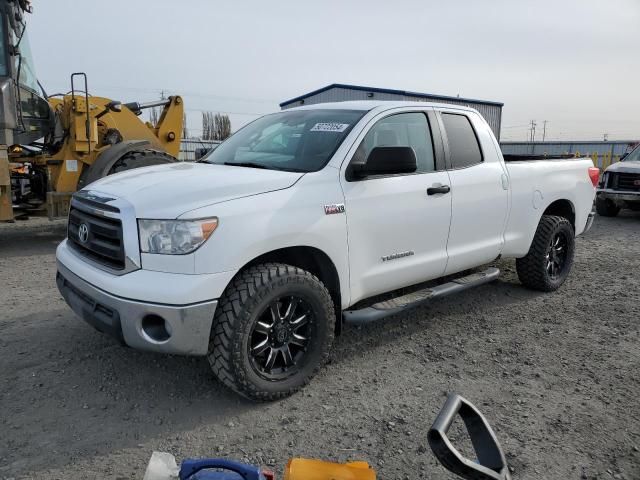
left=341, top=110, right=452, bottom=304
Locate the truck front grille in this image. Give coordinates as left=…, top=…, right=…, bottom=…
left=611, top=172, right=640, bottom=192
left=68, top=206, right=125, bottom=270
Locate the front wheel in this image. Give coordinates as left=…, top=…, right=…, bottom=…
left=208, top=263, right=335, bottom=401
left=516, top=215, right=575, bottom=292
left=595, top=197, right=620, bottom=217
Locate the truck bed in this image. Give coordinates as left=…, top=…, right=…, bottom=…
left=501, top=156, right=596, bottom=257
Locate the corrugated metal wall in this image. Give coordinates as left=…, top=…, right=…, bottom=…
left=501, top=141, right=639, bottom=169
left=281, top=86, right=503, bottom=139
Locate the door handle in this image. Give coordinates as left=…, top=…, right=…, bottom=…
left=427, top=185, right=450, bottom=195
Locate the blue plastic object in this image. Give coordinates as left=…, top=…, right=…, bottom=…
left=179, top=458, right=267, bottom=480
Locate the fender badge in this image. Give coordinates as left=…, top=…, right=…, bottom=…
left=381, top=251, right=415, bottom=262
left=324, top=204, right=346, bottom=215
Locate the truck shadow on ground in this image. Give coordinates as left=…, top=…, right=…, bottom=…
left=333, top=272, right=543, bottom=363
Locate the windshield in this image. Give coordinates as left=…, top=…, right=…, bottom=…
left=203, top=109, right=366, bottom=172
left=623, top=145, right=640, bottom=162
left=15, top=30, right=39, bottom=92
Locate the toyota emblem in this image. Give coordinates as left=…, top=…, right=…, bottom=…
left=78, top=223, right=90, bottom=243
left=634, top=179, right=640, bottom=186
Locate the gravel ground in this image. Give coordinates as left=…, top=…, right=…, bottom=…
left=0, top=213, right=638, bottom=480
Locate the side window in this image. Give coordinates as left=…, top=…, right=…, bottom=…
left=354, top=112, right=436, bottom=173
left=441, top=113, right=483, bottom=169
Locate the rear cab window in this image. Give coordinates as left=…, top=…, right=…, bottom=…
left=441, top=113, right=483, bottom=169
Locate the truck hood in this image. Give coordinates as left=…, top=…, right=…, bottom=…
left=606, top=160, right=640, bottom=174
left=85, top=162, right=303, bottom=218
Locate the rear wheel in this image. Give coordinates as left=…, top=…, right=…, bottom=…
left=516, top=215, right=575, bottom=292
left=208, top=263, right=335, bottom=401
left=595, top=197, right=620, bottom=217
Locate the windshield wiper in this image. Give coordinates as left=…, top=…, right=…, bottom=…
left=223, top=161, right=270, bottom=169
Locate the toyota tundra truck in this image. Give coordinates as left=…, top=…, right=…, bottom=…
left=596, top=143, right=640, bottom=216
left=56, top=101, right=598, bottom=400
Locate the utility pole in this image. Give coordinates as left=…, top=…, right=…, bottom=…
left=529, top=120, right=537, bottom=142
left=542, top=120, right=548, bottom=142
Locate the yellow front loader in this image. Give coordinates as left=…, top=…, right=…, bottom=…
left=0, top=1, right=184, bottom=221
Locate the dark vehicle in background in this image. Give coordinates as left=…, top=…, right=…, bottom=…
left=596, top=144, right=640, bottom=216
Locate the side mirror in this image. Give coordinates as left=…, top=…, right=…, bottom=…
left=428, top=394, right=511, bottom=480
left=350, top=146, right=417, bottom=179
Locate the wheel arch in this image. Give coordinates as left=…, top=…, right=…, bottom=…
left=236, top=246, right=344, bottom=335
left=541, top=198, right=576, bottom=230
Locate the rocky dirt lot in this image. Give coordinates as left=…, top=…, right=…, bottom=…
left=0, top=213, right=638, bottom=480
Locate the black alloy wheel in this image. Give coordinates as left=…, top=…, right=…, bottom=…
left=249, top=295, right=313, bottom=380
left=545, top=231, right=569, bottom=280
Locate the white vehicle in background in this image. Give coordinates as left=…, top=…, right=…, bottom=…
left=56, top=101, right=598, bottom=400
left=596, top=144, right=640, bottom=216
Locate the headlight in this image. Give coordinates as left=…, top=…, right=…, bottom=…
left=138, top=218, right=218, bottom=255
left=599, top=172, right=608, bottom=188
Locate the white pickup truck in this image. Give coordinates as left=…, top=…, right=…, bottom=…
left=56, top=101, right=598, bottom=400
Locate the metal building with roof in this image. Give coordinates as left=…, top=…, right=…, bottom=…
left=280, top=83, right=504, bottom=139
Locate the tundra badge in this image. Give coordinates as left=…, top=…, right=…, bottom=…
left=381, top=251, right=415, bottom=262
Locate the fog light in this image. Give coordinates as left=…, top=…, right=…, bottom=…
left=141, top=314, right=171, bottom=342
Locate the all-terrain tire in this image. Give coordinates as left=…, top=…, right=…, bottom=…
left=208, top=263, right=335, bottom=401
left=516, top=215, right=575, bottom=292
left=595, top=197, right=620, bottom=217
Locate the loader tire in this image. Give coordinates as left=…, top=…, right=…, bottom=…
left=208, top=263, right=335, bottom=401
left=108, top=150, right=175, bottom=174
left=516, top=215, right=575, bottom=292
left=78, top=149, right=176, bottom=188
left=595, top=197, right=620, bottom=217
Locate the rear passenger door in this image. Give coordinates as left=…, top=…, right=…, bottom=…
left=439, top=110, right=509, bottom=275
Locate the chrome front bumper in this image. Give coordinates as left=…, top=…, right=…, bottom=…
left=56, top=262, right=217, bottom=356
left=596, top=189, right=640, bottom=203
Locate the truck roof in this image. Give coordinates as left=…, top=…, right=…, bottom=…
left=286, top=100, right=479, bottom=114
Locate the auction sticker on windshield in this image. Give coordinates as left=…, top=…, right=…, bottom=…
left=310, top=123, right=350, bottom=133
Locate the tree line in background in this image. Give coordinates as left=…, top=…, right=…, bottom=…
left=150, top=108, right=230, bottom=141
left=201, top=111, right=231, bottom=141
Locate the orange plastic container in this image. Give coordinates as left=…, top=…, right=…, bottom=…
left=284, top=458, right=376, bottom=480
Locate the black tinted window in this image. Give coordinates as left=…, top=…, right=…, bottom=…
left=355, top=112, right=436, bottom=173
left=442, top=113, right=483, bottom=169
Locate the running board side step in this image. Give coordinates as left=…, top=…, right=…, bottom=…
left=343, top=267, right=500, bottom=325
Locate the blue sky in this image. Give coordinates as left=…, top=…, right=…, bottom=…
left=27, top=0, right=640, bottom=141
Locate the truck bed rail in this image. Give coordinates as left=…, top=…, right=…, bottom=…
left=502, top=154, right=580, bottom=162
